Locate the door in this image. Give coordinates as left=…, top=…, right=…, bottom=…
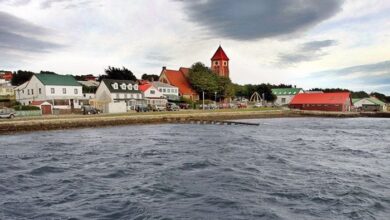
left=41, top=105, right=52, bottom=115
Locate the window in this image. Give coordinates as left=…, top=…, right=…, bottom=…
left=28, top=90, right=30, bottom=95
left=116, top=93, right=119, bottom=99
left=39, top=88, right=42, bottom=94
left=150, top=90, right=155, bottom=94
left=124, top=94, right=128, bottom=99
left=121, top=83, right=126, bottom=90
left=127, top=84, right=133, bottom=90
left=159, top=89, right=162, bottom=92
left=281, top=98, right=286, bottom=104
left=163, top=88, right=166, bottom=93
left=31, top=89, right=34, bottom=95
left=224, top=61, right=227, bottom=66
left=51, top=88, right=55, bottom=94
left=214, top=61, right=219, bottom=65
left=134, top=84, right=138, bottom=90
left=63, top=88, right=67, bottom=94
left=112, top=83, right=118, bottom=89
left=74, top=89, right=78, bottom=94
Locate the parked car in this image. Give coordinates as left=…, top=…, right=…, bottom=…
left=167, top=103, right=180, bottom=111
left=150, top=104, right=166, bottom=112
left=179, top=103, right=190, bottom=109
left=135, top=104, right=150, bottom=112
left=82, top=106, right=101, bottom=115
left=0, top=108, right=16, bottom=119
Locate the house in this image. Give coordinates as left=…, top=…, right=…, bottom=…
left=95, top=79, right=144, bottom=113
left=0, top=84, right=15, bottom=108
left=272, top=88, right=303, bottom=106
left=352, top=97, right=387, bottom=112
left=14, top=74, right=83, bottom=111
left=159, top=67, right=199, bottom=101
left=78, top=80, right=100, bottom=105
left=0, top=71, right=13, bottom=82
left=139, top=83, right=167, bottom=107
left=151, top=81, right=179, bottom=101
left=289, top=92, right=352, bottom=112
left=83, top=74, right=97, bottom=81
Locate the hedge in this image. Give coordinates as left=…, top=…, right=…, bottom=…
left=13, top=105, right=41, bottom=111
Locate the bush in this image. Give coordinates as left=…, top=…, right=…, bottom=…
left=13, top=105, right=40, bottom=111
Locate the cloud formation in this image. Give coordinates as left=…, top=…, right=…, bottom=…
left=278, top=40, right=337, bottom=65
left=0, top=11, right=62, bottom=52
left=180, top=0, right=344, bottom=40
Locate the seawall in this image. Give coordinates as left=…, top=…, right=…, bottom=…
left=1, top=109, right=386, bottom=135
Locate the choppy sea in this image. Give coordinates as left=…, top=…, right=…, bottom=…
left=1, top=117, right=390, bottom=220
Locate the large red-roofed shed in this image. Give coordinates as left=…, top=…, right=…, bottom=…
left=289, top=92, right=353, bottom=112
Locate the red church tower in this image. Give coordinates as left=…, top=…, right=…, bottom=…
left=211, top=46, right=230, bottom=78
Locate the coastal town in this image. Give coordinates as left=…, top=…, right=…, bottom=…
left=0, top=46, right=389, bottom=119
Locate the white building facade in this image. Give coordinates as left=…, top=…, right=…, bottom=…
left=95, top=79, right=144, bottom=113
left=272, top=88, right=303, bottom=106
left=151, top=81, right=179, bottom=101
left=15, top=74, right=83, bottom=109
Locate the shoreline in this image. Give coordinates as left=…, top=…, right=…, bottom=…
left=0, top=110, right=388, bottom=135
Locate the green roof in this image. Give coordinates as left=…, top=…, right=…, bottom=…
left=272, top=88, right=302, bottom=96
left=102, top=79, right=141, bottom=94
left=35, top=74, right=80, bottom=86
left=352, top=97, right=386, bottom=105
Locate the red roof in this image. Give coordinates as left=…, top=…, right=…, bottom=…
left=211, top=46, right=229, bottom=61
left=31, top=101, right=52, bottom=106
left=138, top=84, right=152, bottom=92
left=162, top=68, right=197, bottom=96
left=290, top=92, right=351, bottom=105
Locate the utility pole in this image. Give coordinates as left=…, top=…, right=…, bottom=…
left=214, top=91, right=217, bottom=104
left=202, top=91, right=205, bottom=110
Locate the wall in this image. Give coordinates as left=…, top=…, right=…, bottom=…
left=16, top=110, right=42, bottom=117
left=107, top=102, right=127, bottom=113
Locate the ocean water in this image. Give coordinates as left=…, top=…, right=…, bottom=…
left=0, top=118, right=390, bottom=220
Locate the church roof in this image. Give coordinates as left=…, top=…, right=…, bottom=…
left=211, top=46, right=229, bottom=61
left=161, top=68, right=197, bottom=96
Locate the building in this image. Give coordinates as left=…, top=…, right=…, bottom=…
left=31, top=101, right=53, bottom=115
left=352, top=97, right=387, bottom=112
left=95, top=79, right=143, bottom=113
left=211, top=46, right=230, bottom=78
left=78, top=80, right=100, bottom=105
left=139, top=83, right=167, bottom=107
left=289, top=92, right=352, bottom=112
left=159, top=67, right=199, bottom=101
left=272, top=88, right=303, bottom=106
left=15, top=74, right=83, bottom=110
left=0, top=71, right=13, bottom=82
left=151, top=81, right=179, bottom=101
left=0, top=84, right=15, bottom=107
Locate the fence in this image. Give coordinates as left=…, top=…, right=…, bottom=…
left=16, top=110, right=42, bottom=117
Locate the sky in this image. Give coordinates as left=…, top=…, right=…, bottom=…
left=0, top=0, right=389, bottom=94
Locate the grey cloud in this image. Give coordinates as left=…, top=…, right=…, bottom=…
left=0, top=0, right=30, bottom=6
left=179, top=0, right=344, bottom=40
left=40, top=0, right=95, bottom=9
left=0, top=11, right=63, bottom=65
left=278, top=40, right=337, bottom=65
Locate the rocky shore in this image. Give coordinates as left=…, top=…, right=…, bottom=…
left=1, top=109, right=387, bottom=135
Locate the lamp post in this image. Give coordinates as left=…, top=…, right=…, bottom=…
left=214, top=91, right=217, bottom=104
left=202, top=91, right=205, bottom=110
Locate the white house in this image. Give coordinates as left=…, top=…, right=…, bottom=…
left=15, top=74, right=83, bottom=110
left=151, top=81, right=179, bottom=101
left=139, top=83, right=167, bottom=107
left=272, top=88, right=303, bottom=106
left=352, top=97, right=387, bottom=112
left=95, top=79, right=144, bottom=113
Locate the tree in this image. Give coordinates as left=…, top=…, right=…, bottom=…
left=11, top=70, right=35, bottom=86
left=188, top=62, right=220, bottom=99
left=141, top=74, right=159, bottom=81
left=40, top=70, right=57, bottom=75
left=234, top=84, right=275, bottom=102
left=99, top=66, right=137, bottom=81
left=351, top=91, right=369, bottom=99
left=370, top=92, right=389, bottom=103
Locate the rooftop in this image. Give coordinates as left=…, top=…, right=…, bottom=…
left=35, top=74, right=80, bottom=86
left=272, top=88, right=302, bottom=96
left=290, top=92, right=351, bottom=105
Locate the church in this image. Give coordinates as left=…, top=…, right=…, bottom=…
left=159, top=46, right=230, bottom=101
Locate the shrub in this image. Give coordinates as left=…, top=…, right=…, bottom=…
left=13, top=105, right=40, bottom=111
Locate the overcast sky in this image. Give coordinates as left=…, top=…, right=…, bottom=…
left=0, top=0, right=389, bottom=94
